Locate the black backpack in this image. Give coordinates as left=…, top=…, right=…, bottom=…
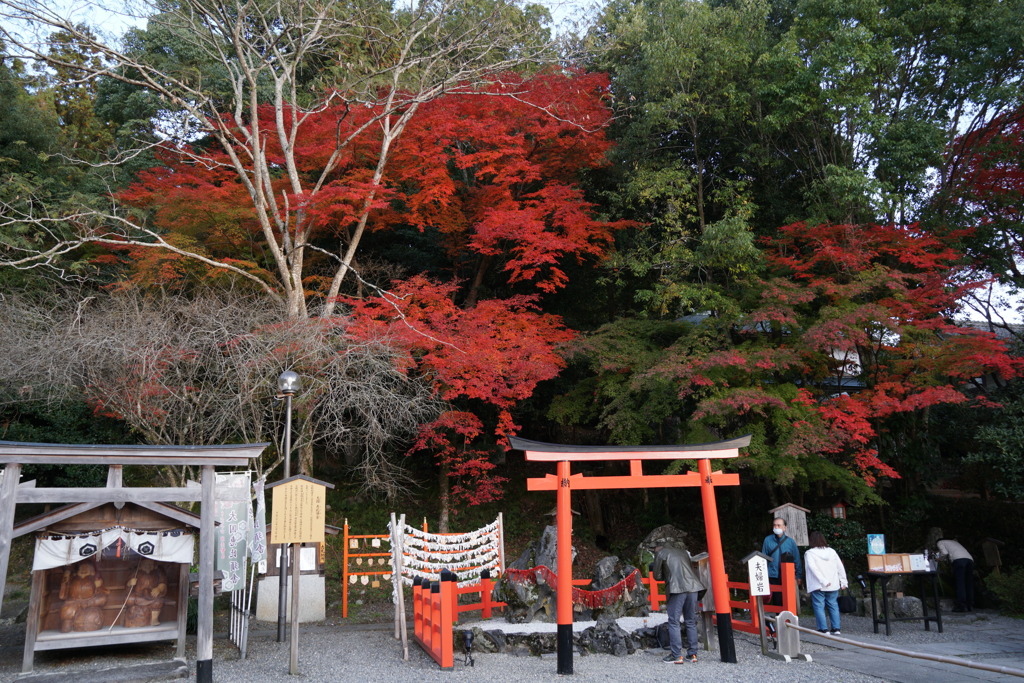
left=656, top=622, right=682, bottom=649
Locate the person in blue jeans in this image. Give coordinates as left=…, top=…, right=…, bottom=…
left=804, top=530, right=848, bottom=634
left=652, top=543, right=704, bottom=664
left=761, top=517, right=803, bottom=606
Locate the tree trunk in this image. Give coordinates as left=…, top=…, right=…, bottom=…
left=299, top=443, right=314, bottom=477
left=438, top=461, right=450, bottom=533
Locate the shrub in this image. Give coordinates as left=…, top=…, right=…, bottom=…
left=807, top=513, right=865, bottom=562
left=988, top=566, right=1024, bottom=617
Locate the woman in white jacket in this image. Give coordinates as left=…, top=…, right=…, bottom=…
left=804, top=530, right=848, bottom=634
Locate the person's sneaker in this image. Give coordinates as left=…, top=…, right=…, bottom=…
left=830, top=629, right=841, bottom=635
left=663, top=654, right=684, bottom=664
left=817, top=629, right=828, bottom=633
left=684, top=654, right=698, bottom=663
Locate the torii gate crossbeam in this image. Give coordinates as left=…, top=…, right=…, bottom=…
left=511, top=435, right=751, bottom=675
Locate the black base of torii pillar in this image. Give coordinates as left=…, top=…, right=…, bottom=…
left=510, top=435, right=751, bottom=674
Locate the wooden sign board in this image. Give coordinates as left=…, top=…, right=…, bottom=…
left=270, top=479, right=327, bottom=544
left=769, top=503, right=809, bottom=546
left=743, top=551, right=771, bottom=596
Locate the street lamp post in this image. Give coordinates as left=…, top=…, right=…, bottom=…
left=276, top=370, right=301, bottom=643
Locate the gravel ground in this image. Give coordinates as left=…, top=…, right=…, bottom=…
left=3, top=607, right=1019, bottom=683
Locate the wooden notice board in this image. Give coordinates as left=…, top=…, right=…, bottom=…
left=270, top=478, right=327, bottom=544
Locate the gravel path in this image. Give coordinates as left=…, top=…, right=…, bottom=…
left=2, top=609, right=1020, bottom=682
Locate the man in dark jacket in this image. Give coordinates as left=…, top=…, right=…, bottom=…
left=652, top=544, right=704, bottom=664
left=761, top=517, right=803, bottom=606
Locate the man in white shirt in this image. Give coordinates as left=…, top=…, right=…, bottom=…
left=936, top=538, right=974, bottom=612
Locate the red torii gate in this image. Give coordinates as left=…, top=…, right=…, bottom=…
left=510, top=435, right=751, bottom=675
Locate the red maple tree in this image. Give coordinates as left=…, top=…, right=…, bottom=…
left=110, top=70, right=624, bottom=510
left=343, top=277, right=576, bottom=507
left=658, top=221, right=1019, bottom=495
left=943, top=109, right=1024, bottom=287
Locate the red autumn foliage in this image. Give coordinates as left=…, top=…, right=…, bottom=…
left=115, top=69, right=625, bottom=300
left=110, top=69, right=624, bottom=504
left=343, top=277, right=576, bottom=504
left=661, top=221, right=1020, bottom=491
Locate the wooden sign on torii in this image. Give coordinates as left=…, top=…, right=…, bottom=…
left=510, top=434, right=751, bottom=675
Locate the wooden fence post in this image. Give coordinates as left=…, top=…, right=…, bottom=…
left=782, top=562, right=798, bottom=615
left=480, top=569, right=493, bottom=619
left=342, top=519, right=349, bottom=619
left=439, top=575, right=455, bottom=668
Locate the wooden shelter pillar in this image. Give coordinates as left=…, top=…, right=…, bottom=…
left=0, top=440, right=267, bottom=680
left=197, top=464, right=215, bottom=683
left=0, top=463, right=21, bottom=618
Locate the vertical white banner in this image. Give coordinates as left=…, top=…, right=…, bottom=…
left=250, top=476, right=268, bottom=564
left=215, top=472, right=252, bottom=592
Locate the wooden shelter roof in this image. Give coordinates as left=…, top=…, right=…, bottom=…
left=13, top=501, right=202, bottom=539
left=0, top=441, right=268, bottom=466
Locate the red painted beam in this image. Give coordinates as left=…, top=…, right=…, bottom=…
left=527, top=470, right=739, bottom=491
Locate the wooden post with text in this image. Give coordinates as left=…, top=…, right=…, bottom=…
left=268, top=475, right=334, bottom=676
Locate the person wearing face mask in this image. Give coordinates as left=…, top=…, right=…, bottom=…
left=761, top=517, right=803, bottom=606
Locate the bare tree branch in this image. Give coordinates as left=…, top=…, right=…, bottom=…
left=0, top=0, right=568, bottom=319
left=0, top=287, right=443, bottom=497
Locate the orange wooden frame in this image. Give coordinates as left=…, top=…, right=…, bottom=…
left=511, top=435, right=751, bottom=672
left=412, top=571, right=508, bottom=668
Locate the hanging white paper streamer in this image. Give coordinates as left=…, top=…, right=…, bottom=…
left=388, top=516, right=502, bottom=590
left=33, top=527, right=196, bottom=571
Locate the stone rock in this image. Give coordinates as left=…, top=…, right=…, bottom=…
left=891, top=596, right=923, bottom=619
left=634, top=624, right=662, bottom=650
left=459, top=627, right=502, bottom=653
left=577, top=613, right=638, bottom=656
left=498, top=571, right=555, bottom=623
left=509, top=525, right=576, bottom=574
left=500, top=525, right=578, bottom=623
left=884, top=575, right=909, bottom=594
left=500, top=631, right=557, bottom=656
left=591, top=556, right=625, bottom=589
left=587, top=556, right=650, bottom=621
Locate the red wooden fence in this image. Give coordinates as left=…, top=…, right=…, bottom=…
left=414, top=563, right=798, bottom=667
left=642, top=562, right=798, bottom=634
left=413, top=570, right=508, bottom=668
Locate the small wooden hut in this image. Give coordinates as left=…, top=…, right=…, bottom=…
left=0, top=440, right=267, bottom=682
left=18, top=501, right=199, bottom=672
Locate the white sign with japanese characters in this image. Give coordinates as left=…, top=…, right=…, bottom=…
left=747, top=554, right=770, bottom=596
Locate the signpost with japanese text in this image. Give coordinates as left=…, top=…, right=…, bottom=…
left=267, top=475, right=334, bottom=675
left=270, top=477, right=327, bottom=545
left=742, top=551, right=772, bottom=654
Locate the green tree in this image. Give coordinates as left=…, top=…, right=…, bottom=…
left=589, top=0, right=774, bottom=317
left=965, top=384, right=1024, bottom=501
left=767, top=0, right=1024, bottom=224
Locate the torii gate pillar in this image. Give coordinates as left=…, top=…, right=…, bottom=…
left=512, top=435, right=750, bottom=674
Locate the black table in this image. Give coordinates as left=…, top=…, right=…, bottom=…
left=866, top=571, right=943, bottom=635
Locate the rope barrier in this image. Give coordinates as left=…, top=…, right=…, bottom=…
left=503, top=566, right=643, bottom=609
